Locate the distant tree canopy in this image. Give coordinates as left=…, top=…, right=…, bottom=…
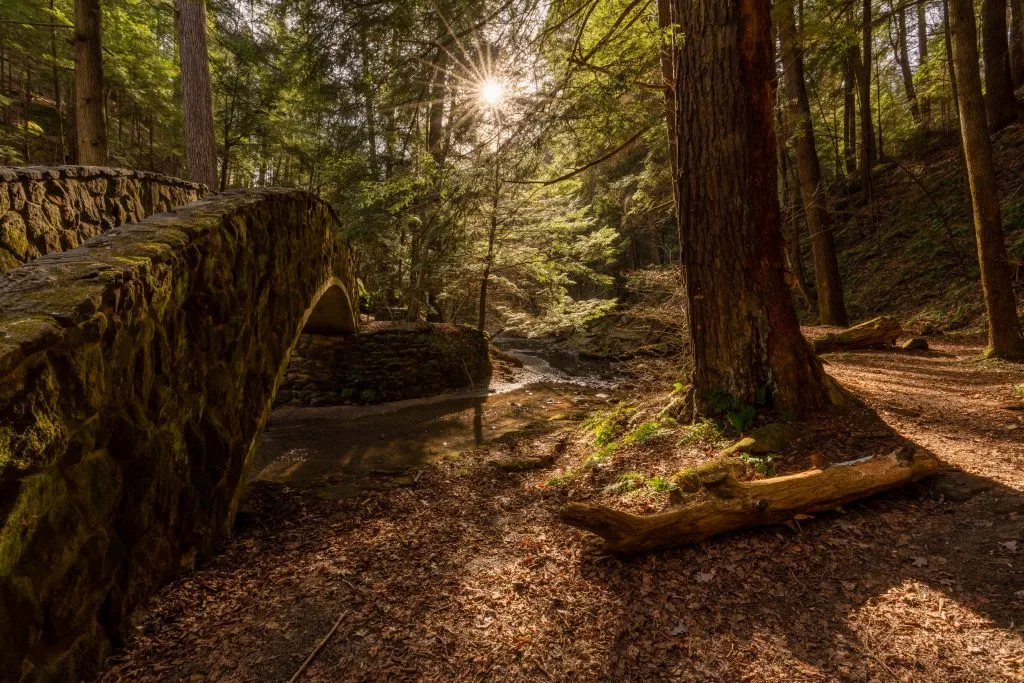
left=0, top=0, right=1020, bottom=350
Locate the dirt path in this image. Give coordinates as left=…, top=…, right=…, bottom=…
left=101, top=340, right=1024, bottom=682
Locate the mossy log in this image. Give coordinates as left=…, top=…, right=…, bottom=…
left=558, top=448, right=939, bottom=554
left=812, top=316, right=903, bottom=353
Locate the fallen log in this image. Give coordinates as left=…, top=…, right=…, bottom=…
left=812, top=316, right=902, bottom=353
left=558, top=447, right=939, bottom=554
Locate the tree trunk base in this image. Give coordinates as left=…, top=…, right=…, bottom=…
left=558, top=447, right=939, bottom=554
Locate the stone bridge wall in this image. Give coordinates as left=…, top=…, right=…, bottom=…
left=0, top=189, right=357, bottom=681
left=276, top=324, right=492, bottom=406
left=0, top=166, right=205, bottom=275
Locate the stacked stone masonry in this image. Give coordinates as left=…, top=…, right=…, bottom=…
left=0, top=188, right=358, bottom=681
left=0, top=166, right=205, bottom=275
left=276, top=323, right=493, bottom=406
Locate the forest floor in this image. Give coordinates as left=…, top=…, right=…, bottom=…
left=101, top=335, right=1024, bottom=682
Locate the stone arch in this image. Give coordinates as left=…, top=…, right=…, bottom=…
left=0, top=188, right=359, bottom=680
left=302, top=279, right=359, bottom=335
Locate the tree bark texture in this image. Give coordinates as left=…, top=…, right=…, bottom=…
left=73, top=0, right=107, bottom=165
left=176, top=0, right=218, bottom=188
left=778, top=0, right=849, bottom=326
left=671, top=0, right=831, bottom=416
left=1010, top=0, right=1024, bottom=86
left=981, top=0, right=1019, bottom=130
left=948, top=0, right=1024, bottom=358
left=860, top=0, right=876, bottom=199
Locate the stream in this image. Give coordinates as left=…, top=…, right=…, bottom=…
left=250, top=337, right=619, bottom=495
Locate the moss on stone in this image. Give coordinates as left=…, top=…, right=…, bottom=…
left=718, top=422, right=797, bottom=457
left=0, top=471, right=69, bottom=576
left=673, top=456, right=745, bottom=492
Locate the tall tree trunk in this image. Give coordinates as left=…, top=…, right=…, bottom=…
left=23, top=67, right=32, bottom=164
left=1012, top=0, right=1024, bottom=87
left=778, top=0, right=849, bottom=326
left=657, top=0, right=679, bottom=212
left=176, top=0, right=218, bottom=187
left=777, top=135, right=815, bottom=311
left=876, top=59, right=885, bottom=159
left=409, top=46, right=450, bottom=322
left=670, top=0, right=832, bottom=416
left=948, top=0, right=1024, bottom=358
left=73, top=0, right=107, bottom=165
left=981, top=0, right=1019, bottom=129
left=49, top=0, right=66, bottom=162
left=844, top=47, right=857, bottom=173
left=918, top=0, right=932, bottom=123
left=893, top=0, right=922, bottom=124
left=860, top=0, right=875, bottom=200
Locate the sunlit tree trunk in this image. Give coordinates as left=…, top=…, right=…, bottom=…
left=670, top=0, right=831, bottom=416
left=948, top=0, right=1024, bottom=358
left=176, top=0, right=218, bottom=187
left=778, top=0, right=849, bottom=326
left=981, top=0, right=1019, bottom=130
left=73, top=0, right=107, bottom=165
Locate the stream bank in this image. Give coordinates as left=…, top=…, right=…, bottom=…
left=249, top=337, right=620, bottom=498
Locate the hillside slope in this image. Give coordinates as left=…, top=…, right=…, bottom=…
left=824, top=124, right=1024, bottom=333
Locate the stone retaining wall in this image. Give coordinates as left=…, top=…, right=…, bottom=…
left=0, top=189, right=358, bottom=681
left=0, top=166, right=205, bottom=274
left=276, top=324, right=493, bottom=406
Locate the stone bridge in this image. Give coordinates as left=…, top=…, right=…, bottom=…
left=0, top=170, right=359, bottom=681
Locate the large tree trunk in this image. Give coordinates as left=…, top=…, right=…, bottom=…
left=981, top=0, right=1019, bottom=130
left=73, top=0, right=107, bottom=165
left=176, top=0, right=218, bottom=188
left=1012, top=0, right=1024, bottom=87
left=671, top=0, right=831, bottom=416
left=860, top=0, right=876, bottom=200
left=948, top=0, right=1024, bottom=358
left=894, top=0, right=922, bottom=124
left=778, top=0, right=849, bottom=327
left=560, top=449, right=940, bottom=554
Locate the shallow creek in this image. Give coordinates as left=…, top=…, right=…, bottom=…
left=251, top=338, right=618, bottom=493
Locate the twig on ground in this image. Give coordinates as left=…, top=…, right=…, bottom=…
left=287, top=610, right=349, bottom=683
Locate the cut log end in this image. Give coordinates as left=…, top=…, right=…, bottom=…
left=558, top=448, right=940, bottom=554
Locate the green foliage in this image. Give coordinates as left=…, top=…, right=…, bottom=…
left=603, top=471, right=646, bottom=494
left=583, top=442, right=619, bottom=468
left=1014, top=383, right=1024, bottom=400
left=740, top=452, right=778, bottom=477
left=679, top=418, right=724, bottom=446
left=584, top=404, right=636, bottom=446
left=623, top=416, right=676, bottom=445
left=646, top=475, right=677, bottom=492
left=705, top=388, right=759, bottom=432
left=544, top=472, right=577, bottom=488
